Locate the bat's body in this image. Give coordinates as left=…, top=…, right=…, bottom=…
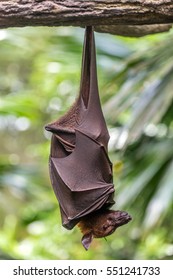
left=45, top=26, right=131, bottom=250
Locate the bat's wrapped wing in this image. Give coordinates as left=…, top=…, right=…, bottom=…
left=45, top=26, right=115, bottom=230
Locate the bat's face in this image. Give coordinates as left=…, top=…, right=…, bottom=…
left=92, top=210, right=132, bottom=238
left=78, top=209, right=132, bottom=250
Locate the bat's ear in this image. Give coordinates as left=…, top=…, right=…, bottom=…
left=81, top=232, right=93, bottom=250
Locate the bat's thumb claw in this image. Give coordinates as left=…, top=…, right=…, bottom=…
left=81, top=232, right=93, bottom=250
left=45, top=124, right=54, bottom=132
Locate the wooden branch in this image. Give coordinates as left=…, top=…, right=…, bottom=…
left=0, top=0, right=173, bottom=37
left=95, top=24, right=172, bottom=37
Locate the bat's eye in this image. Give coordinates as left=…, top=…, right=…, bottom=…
left=103, top=224, right=108, bottom=230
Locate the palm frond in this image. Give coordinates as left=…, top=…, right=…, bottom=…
left=143, top=159, right=173, bottom=229
left=104, top=34, right=173, bottom=148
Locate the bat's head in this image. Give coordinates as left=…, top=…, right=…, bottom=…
left=78, top=209, right=132, bottom=250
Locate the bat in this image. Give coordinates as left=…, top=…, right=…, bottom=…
left=45, top=26, right=131, bottom=250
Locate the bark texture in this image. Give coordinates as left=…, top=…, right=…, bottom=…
left=0, top=0, right=173, bottom=36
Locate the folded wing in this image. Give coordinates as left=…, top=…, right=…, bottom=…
left=45, top=26, right=115, bottom=229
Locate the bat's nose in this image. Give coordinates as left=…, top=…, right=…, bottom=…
left=121, top=211, right=131, bottom=218
left=120, top=211, right=132, bottom=222
left=126, top=214, right=132, bottom=222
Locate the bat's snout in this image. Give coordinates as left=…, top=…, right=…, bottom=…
left=113, top=210, right=132, bottom=227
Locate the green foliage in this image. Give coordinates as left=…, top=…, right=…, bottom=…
left=0, top=27, right=172, bottom=260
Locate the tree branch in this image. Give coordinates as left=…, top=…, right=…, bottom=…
left=0, top=0, right=173, bottom=36
left=95, top=24, right=172, bottom=37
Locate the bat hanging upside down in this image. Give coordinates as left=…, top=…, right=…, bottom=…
left=45, top=26, right=131, bottom=250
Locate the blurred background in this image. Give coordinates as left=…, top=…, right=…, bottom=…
left=0, top=26, right=173, bottom=260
